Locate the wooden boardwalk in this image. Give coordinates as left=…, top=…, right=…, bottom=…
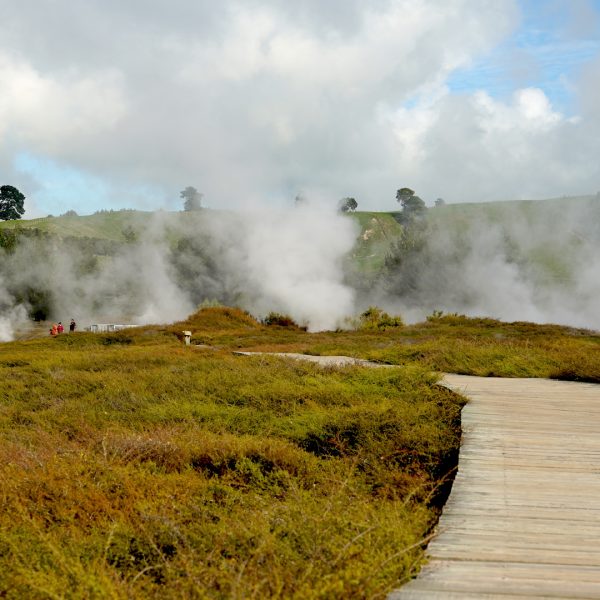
left=390, top=374, right=600, bottom=600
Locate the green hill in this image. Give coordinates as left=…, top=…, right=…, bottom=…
left=425, top=195, right=600, bottom=284
left=0, top=209, right=404, bottom=276
left=346, top=211, right=403, bottom=272
left=0, top=210, right=153, bottom=241
left=2, top=194, right=597, bottom=253
left=428, top=194, right=600, bottom=229
left=0, top=195, right=600, bottom=322
left=0, top=207, right=401, bottom=242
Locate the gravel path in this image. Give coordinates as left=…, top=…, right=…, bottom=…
left=232, top=351, right=389, bottom=367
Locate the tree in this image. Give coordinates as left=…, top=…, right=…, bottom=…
left=338, top=197, right=358, bottom=212
left=0, top=185, right=25, bottom=221
left=396, top=187, right=415, bottom=204
left=180, top=186, right=203, bottom=211
left=396, top=187, right=426, bottom=220
left=434, top=198, right=446, bottom=207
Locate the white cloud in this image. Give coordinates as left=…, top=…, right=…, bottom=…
left=473, top=87, right=562, bottom=132
left=0, top=0, right=523, bottom=210
left=0, top=53, right=127, bottom=156
left=0, top=0, right=598, bottom=212
left=388, top=72, right=600, bottom=202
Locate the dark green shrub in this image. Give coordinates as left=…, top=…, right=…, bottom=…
left=359, top=306, right=403, bottom=330
left=263, top=312, right=304, bottom=329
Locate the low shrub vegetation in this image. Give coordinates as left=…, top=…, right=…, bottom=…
left=0, top=317, right=463, bottom=598
left=358, top=306, right=404, bottom=330
left=1, top=306, right=598, bottom=598
left=262, top=311, right=305, bottom=329
left=176, top=308, right=600, bottom=382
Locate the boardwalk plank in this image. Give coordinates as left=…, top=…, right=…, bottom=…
left=390, top=593, right=587, bottom=600
left=390, top=375, right=600, bottom=599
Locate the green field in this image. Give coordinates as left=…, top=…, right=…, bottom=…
left=0, top=208, right=402, bottom=271
left=345, top=212, right=402, bottom=273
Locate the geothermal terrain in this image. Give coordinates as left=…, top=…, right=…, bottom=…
left=0, top=197, right=599, bottom=597
left=1, top=194, right=599, bottom=338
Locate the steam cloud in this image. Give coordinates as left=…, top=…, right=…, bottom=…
left=379, top=197, right=600, bottom=330
left=0, top=275, right=27, bottom=342
left=1, top=198, right=600, bottom=341
left=0, top=206, right=358, bottom=338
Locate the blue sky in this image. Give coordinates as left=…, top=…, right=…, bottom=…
left=15, top=153, right=167, bottom=217
left=15, top=153, right=112, bottom=216
left=448, top=0, right=600, bottom=114
left=4, top=0, right=600, bottom=215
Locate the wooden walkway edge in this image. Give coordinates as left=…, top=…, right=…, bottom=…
left=390, top=374, right=600, bottom=600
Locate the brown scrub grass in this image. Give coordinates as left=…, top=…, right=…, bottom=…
left=173, top=308, right=600, bottom=382
left=0, top=316, right=463, bottom=599
left=1, top=307, right=597, bottom=598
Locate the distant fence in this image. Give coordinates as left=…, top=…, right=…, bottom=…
left=88, top=324, right=137, bottom=333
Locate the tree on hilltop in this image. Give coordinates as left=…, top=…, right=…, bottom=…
left=0, top=185, right=25, bottom=221
left=396, top=187, right=426, bottom=221
left=181, top=186, right=203, bottom=211
left=338, top=197, right=358, bottom=212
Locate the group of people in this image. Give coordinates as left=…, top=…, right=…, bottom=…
left=49, top=319, right=76, bottom=336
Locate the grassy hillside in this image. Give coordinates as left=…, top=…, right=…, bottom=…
left=421, top=195, right=600, bottom=289
left=0, top=196, right=600, bottom=278
left=0, top=208, right=402, bottom=261
left=3, top=197, right=599, bottom=326
left=345, top=211, right=403, bottom=273
left=0, top=210, right=154, bottom=241
left=429, top=194, right=599, bottom=219
left=2, top=195, right=596, bottom=256
left=428, top=196, right=600, bottom=239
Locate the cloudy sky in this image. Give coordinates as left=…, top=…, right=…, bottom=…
left=1, top=0, right=599, bottom=216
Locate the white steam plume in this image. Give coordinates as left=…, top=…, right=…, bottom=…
left=0, top=205, right=359, bottom=338
left=0, top=275, right=28, bottom=341
left=213, top=205, right=358, bottom=331
left=381, top=198, right=600, bottom=330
